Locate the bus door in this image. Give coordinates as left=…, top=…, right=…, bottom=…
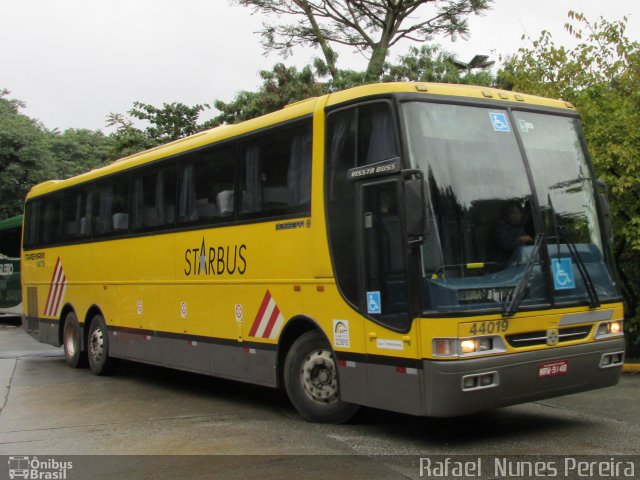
left=358, top=179, right=411, bottom=335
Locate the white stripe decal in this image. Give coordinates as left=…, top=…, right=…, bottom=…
left=255, top=300, right=276, bottom=338
left=268, top=312, right=285, bottom=339
left=249, top=291, right=286, bottom=339
left=44, top=258, right=67, bottom=317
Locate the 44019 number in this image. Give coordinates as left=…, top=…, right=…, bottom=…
left=468, top=320, right=509, bottom=335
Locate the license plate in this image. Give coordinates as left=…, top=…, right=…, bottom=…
left=538, top=360, right=569, bottom=378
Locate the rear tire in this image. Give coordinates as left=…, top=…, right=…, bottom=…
left=87, top=314, right=117, bottom=376
left=63, top=312, right=86, bottom=368
left=284, top=330, right=359, bottom=423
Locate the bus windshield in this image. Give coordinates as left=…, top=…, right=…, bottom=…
left=401, top=102, right=618, bottom=314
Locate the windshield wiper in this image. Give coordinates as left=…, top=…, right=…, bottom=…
left=557, top=224, right=600, bottom=308
left=503, top=233, right=544, bottom=318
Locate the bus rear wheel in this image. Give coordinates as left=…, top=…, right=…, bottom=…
left=284, top=330, right=359, bottom=423
left=87, top=314, right=117, bottom=376
left=63, top=312, right=86, bottom=368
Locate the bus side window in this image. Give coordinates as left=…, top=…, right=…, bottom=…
left=326, top=101, right=399, bottom=309
left=178, top=145, right=236, bottom=225
left=358, top=103, right=398, bottom=166
left=40, top=195, right=62, bottom=245
left=62, top=188, right=90, bottom=241
left=24, top=201, right=41, bottom=248
left=326, top=108, right=358, bottom=305
left=93, top=176, right=130, bottom=236
left=239, top=121, right=312, bottom=217
left=132, top=163, right=177, bottom=231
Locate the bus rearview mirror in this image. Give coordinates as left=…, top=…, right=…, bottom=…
left=405, top=179, right=428, bottom=246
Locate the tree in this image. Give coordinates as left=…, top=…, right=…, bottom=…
left=213, top=46, right=496, bottom=125
left=500, top=12, right=640, bottom=347
left=128, top=101, right=210, bottom=143
left=0, top=90, right=55, bottom=218
left=106, top=101, right=213, bottom=159
left=48, top=128, right=114, bottom=178
left=234, top=0, right=491, bottom=81
left=212, top=63, right=326, bottom=125
left=382, top=45, right=493, bottom=85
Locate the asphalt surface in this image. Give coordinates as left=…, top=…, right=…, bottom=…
left=0, top=317, right=638, bottom=479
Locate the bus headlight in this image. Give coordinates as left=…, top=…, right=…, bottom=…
left=460, top=339, right=478, bottom=354
left=433, top=336, right=506, bottom=357
left=595, top=320, right=624, bottom=339
left=460, top=337, right=492, bottom=354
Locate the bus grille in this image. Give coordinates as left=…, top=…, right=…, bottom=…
left=506, top=326, right=592, bottom=348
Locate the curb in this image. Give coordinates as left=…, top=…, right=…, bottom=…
left=622, top=363, right=640, bottom=373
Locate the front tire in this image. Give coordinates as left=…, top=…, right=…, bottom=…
left=284, top=330, right=359, bottom=423
left=87, top=314, right=117, bottom=376
left=63, top=312, right=86, bottom=368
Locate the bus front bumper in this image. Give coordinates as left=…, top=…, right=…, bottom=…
left=422, top=338, right=625, bottom=417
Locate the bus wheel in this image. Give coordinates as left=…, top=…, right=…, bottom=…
left=284, top=330, right=359, bottom=423
left=87, top=314, right=117, bottom=376
left=63, top=312, right=86, bottom=368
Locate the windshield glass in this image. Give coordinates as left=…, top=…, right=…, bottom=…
left=402, top=102, right=618, bottom=313
left=513, top=111, right=618, bottom=303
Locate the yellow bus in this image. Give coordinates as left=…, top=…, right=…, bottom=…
left=21, top=83, right=625, bottom=423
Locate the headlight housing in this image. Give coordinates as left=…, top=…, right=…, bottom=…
left=433, top=336, right=506, bottom=357
left=595, top=320, right=624, bottom=339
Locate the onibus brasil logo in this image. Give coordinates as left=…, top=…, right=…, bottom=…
left=8, top=456, right=73, bottom=479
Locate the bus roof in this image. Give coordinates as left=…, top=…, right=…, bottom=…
left=26, top=82, right=574, bottom=200
left=0, top=215, right=22, bottom=231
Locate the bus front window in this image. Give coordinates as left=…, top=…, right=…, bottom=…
left=401, top=101, right=619, bottom=313
left=402, top=102, right=545, bottom=312
left=513, top=112, right=619, bottom=304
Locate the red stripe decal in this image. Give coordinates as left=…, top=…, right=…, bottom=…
left=44, top=258, right=61, bottom=316
left=261, top=305, right=280, bottom=339
left=47, top=265, right=65, bottom=316
left=248, top=290, right=272, bottom=337
left=51, top=273, right=66, bottom=317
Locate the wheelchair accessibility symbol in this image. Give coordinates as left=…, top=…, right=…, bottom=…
left=489, top=112, right=511, bottom=132
left=367, top=291, right=382, bottom=314
left=552, top=258, right=576, bottom=290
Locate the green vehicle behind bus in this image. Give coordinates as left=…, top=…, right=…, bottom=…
left=0, top=215, right=22, bottom=316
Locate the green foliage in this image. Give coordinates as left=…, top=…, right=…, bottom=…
left=212, top=63, right=326, bottom=125
left=500, top=12, right=640, bottom=342
left=382, top=45, right=494, bottom=86
left=48, top=129, right=114, bottom=178
left=0, top=90, right=56, bottom=218
left=129, top=101, right=209, bottom=143
left=233, top=0, right=491, bottom=81
left=214, top=46, right=496, bottom=125
left=0, top=91, right=119, bottom=218
left=105, top=101, right=213, bottom=159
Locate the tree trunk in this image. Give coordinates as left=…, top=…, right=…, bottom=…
left=366, top=44, right=389, bottom=81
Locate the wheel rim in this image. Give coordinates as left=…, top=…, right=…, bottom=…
left=89, top=327, right=104, bottom=364
left=64, top=325, right=76, bottom=358
left=300, top=349, right=338, bottom=403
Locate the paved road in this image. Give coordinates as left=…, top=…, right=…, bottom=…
left=1, top=318, right=638, bottom=478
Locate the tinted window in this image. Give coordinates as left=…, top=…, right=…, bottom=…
left=326, top=102, right=398, bottom=307
left=91, top=175, right=130, bottom=237
left=24, top=201, right=40, bottom=248
left=62, top=188, right=91, bottom=240
left=40, top=195, right=62, bottom=245
left=178, top=145, right=236, bottom=225
left=132, top=163, right=177, bottom=231
left=358, top=103, right=398, bottom=165
left=326, top=108, right=358, bottom=304
left=239, top=121, right=312, bottom=217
